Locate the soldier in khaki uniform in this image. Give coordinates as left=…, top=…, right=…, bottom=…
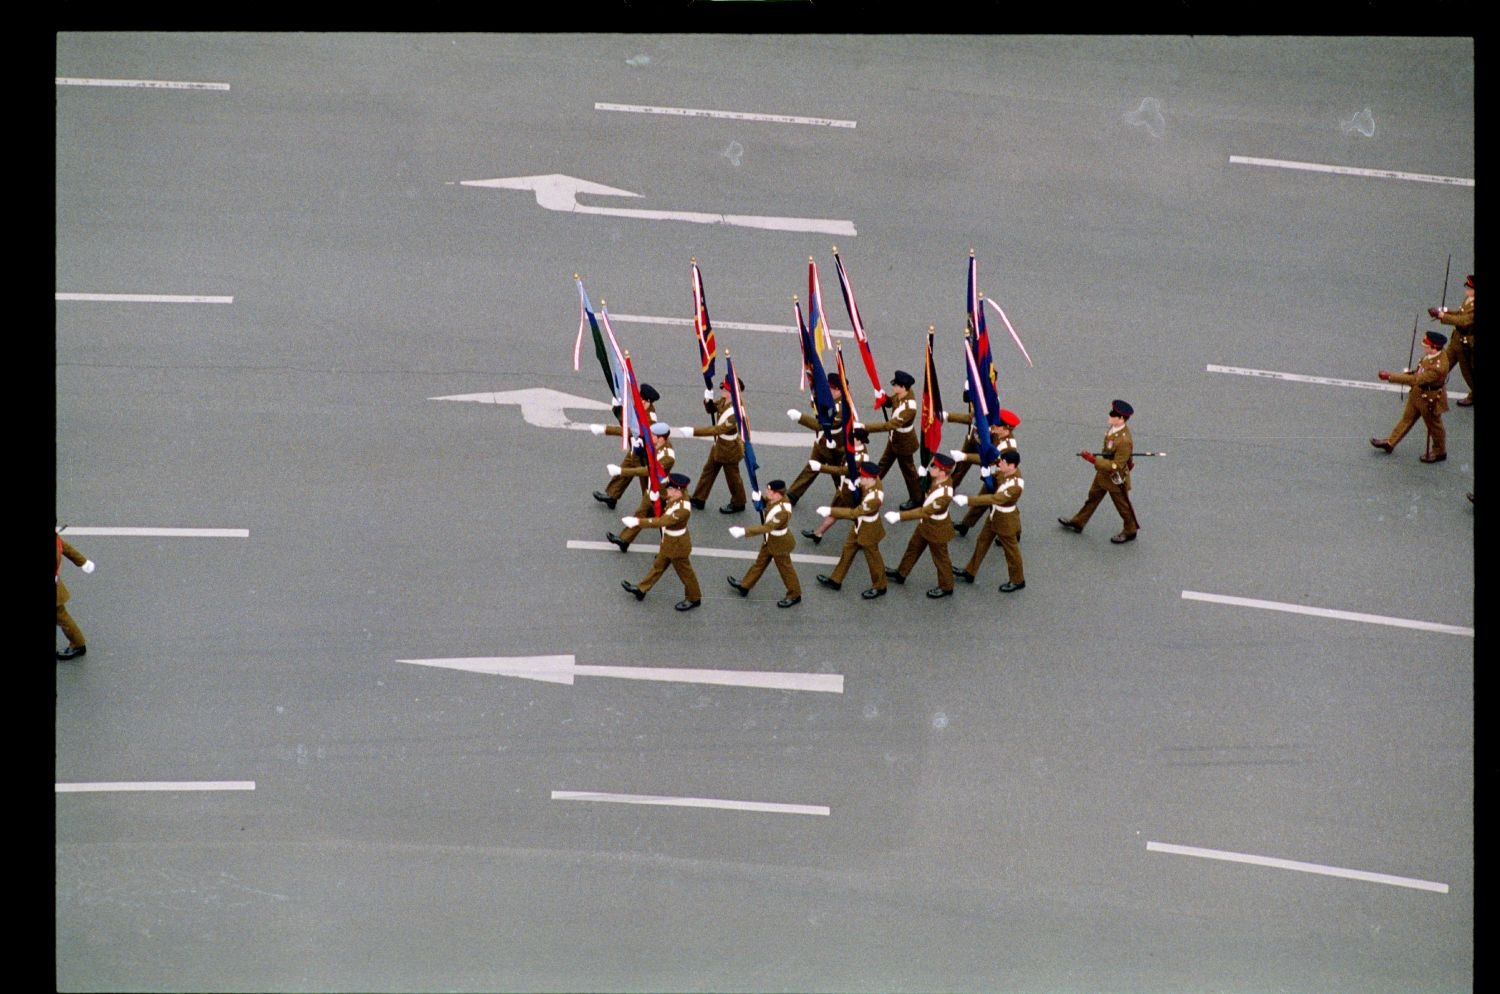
left=591, top=384, right=660, bottom=509
left=883, top=452, right=958, bottom=598
left=1433, top=273, right=1474, bottom=407
left=1372, top=330, right=1452, bottom=463
left=679, top=375, right=747, bottom=514
left=949, top=408, right=1019, bottom=538
left=800, top=426, right=870, bottom=544
left=1059, top=399, right=1140, bottom=543
left=605, top=422, right=675, bottom=552
left=56, top=529, right=95, bottom=660
left=621, top=472, right=702, bottom=611
left=783, top=374, right=846, bottom=507
left=726, top=480, right=802, bottom=607
left=862, top=370, right=922, bottom=510
left=814, top=460, right=888, bottom=599
left=953, top=449, right=1025, bottom=592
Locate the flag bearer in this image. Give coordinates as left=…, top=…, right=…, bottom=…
left=726, top=479, right=802, bottom=607
left=952, top=449, right=1025, bottom=592
left=605, top=422, right=675, bottom=552
left=862, top=370, right=922, bottom=510
left=590, top=383, right=660, bottom=509
left=814, top=460, right=888, bottom=599
left=621, top=472, right=702, bottom=611
left=883, top=452, right=958, bottom=598
left=680, top=375, right=748, bottom=514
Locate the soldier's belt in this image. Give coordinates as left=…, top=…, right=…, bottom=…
left=769, top=528, right=788, bottom=537
left=664, top=527, right=687, bottom=537
left=857, top=513, right=880, bottom=523
left=992, top=504, right=1017, bottom=513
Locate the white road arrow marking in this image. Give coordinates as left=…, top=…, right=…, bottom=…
left=458, top=173, right=857, bottom=236
left=432, top=387, right=810, bottom=446
left=398, top=654, right=843, bottom=693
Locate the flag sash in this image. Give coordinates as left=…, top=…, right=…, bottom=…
left=985, top=295, right=1034, bottom=367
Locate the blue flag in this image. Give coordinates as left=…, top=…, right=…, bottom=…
left=724, top=354, right=762, bottom=516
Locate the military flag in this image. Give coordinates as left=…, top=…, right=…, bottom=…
left=624, top=352, right=669, bottom=515
left=597, top=303, right=632, bottom=451
left=794, top=298, right=838, bottom=434
left=574, top=276, right=618, bottom=397
left=807, top=258, right=830, bottom=358
left=724, top=352, right=763, bottom=517
left=832, top=248, right=887, bottom=412
left=834, top=345, right=861, bottom=479
left=919, top=326, right=945, bottom=465
left=691, top=258, right=717, bottom=391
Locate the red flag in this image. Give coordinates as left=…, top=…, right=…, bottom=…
left=832, top=249, right=886, bottom=409
left=920, top=328, right=944, bottom=459
left=691, top=259, right=717, bottom=390
left=624, top=354, right=668, bottom=515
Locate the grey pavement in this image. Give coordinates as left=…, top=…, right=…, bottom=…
left=56, top=34, right=1472, bottom=993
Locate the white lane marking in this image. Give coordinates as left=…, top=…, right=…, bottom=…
left=60, top=527, right=249, bottom=538
left=1208, top=364, right=1468, bottom=400
left=569, top=539, right=840, bottom=566
left=56, top=77, right=231, bottom=91
left=56, top=293, right=234, bottom=304
left=608, top=312, right=853, bottom=340
left=399, top=654, right=843, bottom=693
left=595, top=101, right=855, bottom=129
left=552, top=790, right=829, bottom=816
left=56, top=781, right=255, bottom=793
left=458, top=174, right=857, bottom=237
left=1147, top=841, right=1448, bottom=894
left=1182, top=591, right=1473, bottom=637
left=1229, top=155, right=1473, bottom=188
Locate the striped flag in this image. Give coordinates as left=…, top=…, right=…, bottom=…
left=807, top=259, right=829, bottom=357
left=832, top=249, right=887, bottom=410
left=691, top=259, right=717, bottom=391
left=920, top=328, right=944, bottom=463
left=624, top=353, right=669, bottom=515
left=597, top=304, right=631, bottom=451
left=724, top=353, right=762, bottom=517
left=835, top=345, right=860, bottom=479
left=574, top=277, right=616, bottom=397
left=795, top=299, right=837, bottom=434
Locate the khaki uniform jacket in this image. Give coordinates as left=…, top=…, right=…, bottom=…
left=898, top=480, right=955, bottom=541
left=1388, top=350, right=1451, bottom=414
left=741, top=497, right=796, bottom=555
left=57, top=536, right=87, bottom=607
left=863, top=396, right=919, bottom=456
left=1438, top=296, right=1474, bottom=336
left=796, top=407, right=846, bottom=464
left=1094, top=424, right=1134, bottom=492
left=619, top=442, right=676, bottom=480
left=637, top=498, right=693, bottom=558
left=830, top=485, right=885, bottom=546
left=694, top=396, right=744, bottom=462
left=965, top=473, right=1024, bottom=537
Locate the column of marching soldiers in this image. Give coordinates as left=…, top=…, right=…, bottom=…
left=571, top=251, right=1144, bottom=614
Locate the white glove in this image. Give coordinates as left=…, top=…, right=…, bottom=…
left=672, top=426, right=696, bottom=438
left=949, top=449, right=965, bottom=461
left=852, top=421, right=865, bottom=430
left=916, top=464, right=928, bottom=477
left=952, top=494, right=969, bottom=506
left=647, top=490, right=659, bottom=502
left=815, top=506, right=832, bottom=517
left=979, top=466, right=993, bottom=478
left=884, top=511, right=901, bottom=524
left=786, top=408, right=801, bottom=420
left=605, top=463, right=621, bottom=477
left=621, top=516, right=640, bottom=528
left=704, top=388, right=714, bottom=401
left=807, top=459, right=822, bottom=471
left=751, top=490, right=762, bottom=503
left=589, top=423, right=606, bottom=435
left=82, top=560, right=96, bottom=574
left=728, top=526, right=747, bottom=538
left=841, top=478, right=857, bottom=491
left=940, top=410, right=948, bottom=422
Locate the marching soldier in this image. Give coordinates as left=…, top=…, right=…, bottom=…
left=883, top=451, right=958, bottom=598
left=620, top=472, right=703, bottom=611
left=590, top=384, right=660, bottom=509
left=726, top=479, right=802, bottom=607
left=952, top=449, right=1025, bottom=592
left=949, top=408, right=1019, bottom=538
left=862, top=370, right=922, bottom=510
left=1433, top=273, right=1474, bottom=407
left=56, top=527, right=95, bottom=660
left=801, top=426, right=870, bottom=545
left=814, top=460, right=888, bottom=599
left=941, top=390, right=983, bottom=492
left=1372, top=329, right=1452, bottom=463
left=783, top=374, right=846, bottom=507
left=605, top=421, right=675, bottom=552
left=1059, top=399, right=1140, bottom=543
left=679, top=375, right=748, bottom=514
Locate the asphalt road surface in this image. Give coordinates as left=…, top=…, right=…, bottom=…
left=55, top=33, right=1473, bottom=993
